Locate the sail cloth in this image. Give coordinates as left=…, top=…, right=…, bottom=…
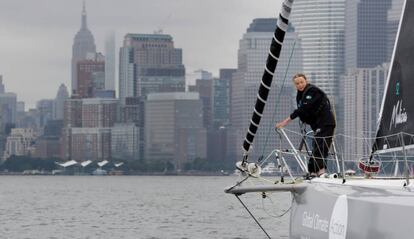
left=242, top=0, right=294, bottom=156
left=374, top=0, right=414, bottom=153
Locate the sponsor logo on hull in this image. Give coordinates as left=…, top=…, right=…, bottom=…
left=299, top=195, right=348, bottom=239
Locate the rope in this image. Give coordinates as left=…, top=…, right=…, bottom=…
left=261, top=193, right=293, bottom=218
left=235, top=194, right=272, bottom=239
left=226, top=175, right=251, bottom=192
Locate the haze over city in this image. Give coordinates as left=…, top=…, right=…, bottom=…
left=0, top=0, right=282, bottom=108
left=2, top=0, right=413, bottom=238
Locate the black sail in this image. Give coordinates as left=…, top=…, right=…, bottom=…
left=374, top=0, right=414, bottom=152
left=242, top=0, right=294, bottom=159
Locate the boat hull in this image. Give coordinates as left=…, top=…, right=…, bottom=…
left=290, top=179, right=414, bottom=239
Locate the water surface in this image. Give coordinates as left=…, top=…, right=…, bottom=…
left=0, top=176, right=291, bottom=238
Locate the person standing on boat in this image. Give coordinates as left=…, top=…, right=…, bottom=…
left=275, top=73, right=336, bottom=177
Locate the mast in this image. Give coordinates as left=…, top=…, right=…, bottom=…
left=242, top=0, right=294, bottom=163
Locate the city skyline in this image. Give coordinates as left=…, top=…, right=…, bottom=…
left=0, top=0, right=282, bottom=108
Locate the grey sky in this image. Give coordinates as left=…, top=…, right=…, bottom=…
left=0, top=0, right=282, bottom=108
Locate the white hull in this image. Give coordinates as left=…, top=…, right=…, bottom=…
left=226, top=178, right=414, bottom=238
left=290, top=178, right=414, bottom=238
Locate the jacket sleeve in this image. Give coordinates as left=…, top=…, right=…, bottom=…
left=290, top=88, right=323, bottom=120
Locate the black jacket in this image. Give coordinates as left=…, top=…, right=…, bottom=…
left=290, top=84, right=336, bottom=130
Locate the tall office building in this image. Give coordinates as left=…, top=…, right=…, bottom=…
left=387, top=0, right=405, bottom=60
left=189, top=78, right=213, bottom=128
left=212, top=69, right=236, bottom=128
left=119, top=34, right=185, bottom=103
left=64, top=98, right=118, bottom=129
left=62, top=98, right=83, bottom=160
left=34, top=120, right=63, bottom=159
left=111, top=123, right=140, bottom=160
left=145, top=92, right=206, bottom=170
left=81, top=98, right=118, bottom=128
left=0, top=92, right=17, bottom=157
left=71, top=2, right=96, bottom=95
left=345, top=0, right=392, bottom=70
left=290, top=0, right=346, bottom=99
left=53, top=84, right=69, bottom=120
left=105, top=32, right=116, bottom=91
left=230, top=18, right=303, bottom=161
left=0, top=75, right=4, bottom=94
left=63, top=99, right=83, bottom=128
left=341, top=0, right=401, bottom=155
left=119, top=97, right=145, bottom=160
left=62, top=98, right=118, bottom=161
left=36, top=99, right=54, bottom=129
left=0, top=93, right=17, bottom=128
left=70, top=127, right=111, bottom=161
left=0, top=79, right=17, bottom=159
left=343, top=64, right=388, bottom=161
left=76, top=53, right=105, bottom=98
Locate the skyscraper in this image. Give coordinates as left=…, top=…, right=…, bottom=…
left=105, top=32, right=116, bottom=91
left=119, top=34, right=185, bottom=103
left=81, top=98, right=118, bottom=128
left=189, top=78, right=213, bottom=129
left=345, top=0, right=392, bottom=70
left=290, top=0, right=346, bottom=99
left=71, top=2, right=96, bottom=95
left=53, top=84, right=69, bottom=120
left=387, top=0, right=405, bottom=60
left=0, top=75, right=4, bottom=94
left=76, top=53, right=105, bottom=98
left=36, top=99, right=54, bottom=129
left=0, top=93, right=17, bottom=128
left=145, top=92, right=206, bottom=170
left=230, top=18, right=303, bottom=161
left=343, top=64, right=388, bottom=161
left=341, top=0, right=402, bottom=155
left=213, top=69, right=236, bottom=127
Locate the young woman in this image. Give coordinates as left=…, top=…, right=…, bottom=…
left=276, top=73, right=336, bottom=177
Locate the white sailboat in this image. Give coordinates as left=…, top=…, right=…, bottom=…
left=225, top=0, right=414, bottom=238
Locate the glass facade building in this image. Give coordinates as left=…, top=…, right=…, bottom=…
left=343, top=64, right=388, bottom=161
left=119, top=34, right=185, bottom=103
left=345, top=0, right=392, bottom=70
left=290, top=0, right=346, bottom=99
left=230, top=18, right=303, bottom=161
left=144, top=92, right=206, bottom=170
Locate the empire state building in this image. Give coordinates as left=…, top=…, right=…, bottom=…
left=71, top=2, right=96, bottom=95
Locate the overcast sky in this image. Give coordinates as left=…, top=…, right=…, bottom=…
left=0, top=0, right=282, bottom=108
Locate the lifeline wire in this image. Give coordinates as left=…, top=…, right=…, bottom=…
left=261, top=193, right=292, bottom=218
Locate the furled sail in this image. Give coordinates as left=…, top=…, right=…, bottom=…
left=242, top=0, right=294, bottom=160
left=374, top=0, right=414, bottom=153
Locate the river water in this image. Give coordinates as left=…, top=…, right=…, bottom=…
left=0, top=176, right=291, bottom=239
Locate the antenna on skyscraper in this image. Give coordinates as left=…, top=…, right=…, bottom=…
left=154, top=14, right=172, bottom=35
left=154, top=29, right=164, bottom=34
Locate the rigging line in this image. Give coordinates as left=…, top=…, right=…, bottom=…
left=259, top=38, right=298, bottom=159
left=259, top=0, right=310, bottom=162
left=226, top=175, right=251, bottom=192
left=235, top=194, right=272, bottom=239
